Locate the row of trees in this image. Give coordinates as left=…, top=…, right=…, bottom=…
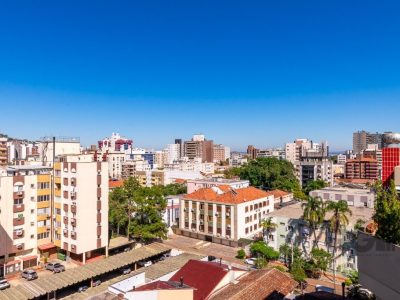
left=109, top=178, right=186, bottom=242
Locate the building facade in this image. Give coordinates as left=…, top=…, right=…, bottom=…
left=353, top=131, right=383, bottom=154
left=345, top=158, right=378, bottom=181
left=309, top=187, right=375, bottom=208
left=186, top=178, right=249, bottom=194
left=179, top=186, right=274, bottom=243
left=0, top=137, right=8, bottom=167
left=382, top=147, right=400, bottom=187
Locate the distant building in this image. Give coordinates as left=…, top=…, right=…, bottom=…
left=285, top=139, right=312, bottom=165
left=229, top=152, right=247, bottom=167
left=257, top=148, right=285, bottom=160
left=246, top=145, right=259, bottom=160
left=345, top=157, right=379, bottom=181
left=187, top=178, right=250, bottom=194
left=337, top=154, right=347, bottom=165
left=213, top=144, right=230, bottom=163
left=0, top=137, right=7, bottom=166
left=382, top=132, right=400, bottom=186
left=353, top=131, right=382, bottom=154
left=98, top=132, right=133, bottom=153
left=310, top=187, right=376, bottom=208
left=184, top=139, right=214, bottom=163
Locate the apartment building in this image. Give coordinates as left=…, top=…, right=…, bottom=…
left=54, top=155, right=109, bottom=264
left=187, top=178, right=249, bottom=194
left=285, top=139, right=312, bottom=165
left=179, top=186, right=274, bottom=244
left=0, top=165, right=52, bottom=277
left=213, top=144, right=230, bottom=163
left=0, top=137, right=7, bottom=166
left=184, top=140, right=214, bottom=163
left=134, top=170, right=203, bottom=187
left=310, top=187, right=376, bottom=208
left=121, top=160, right=151, bottom=179
left=353, top=131, right=383, bottom=154
left=246, top=145, right=259, bottom=160
left=268, top=202, right=374, bottom=271
left=345, top=158, right=378, bottom=181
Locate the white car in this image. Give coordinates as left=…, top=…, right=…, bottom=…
left=138, top=260, right=152, bottom=267
left=0, top=279, right=10, bottom=290
left=244, top=258, right=256, bottom=265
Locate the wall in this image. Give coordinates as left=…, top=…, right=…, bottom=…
left=358, top=232, right=400, bottom=300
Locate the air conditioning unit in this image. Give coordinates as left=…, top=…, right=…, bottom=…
left=227, top=225, right=231, bottom=229
left=226, top=235, right=230, bottom=239
left=191, top=209, right=195, bottom=212
left=184, top=208, right=187, bottom=212
left=200, top=220, right=204, bottom=224
left=215, top=212, right=219, bottom=216
left=16, top=230, right=23, bottom=236
left=16, top=244, right=23, bottom=250
left=226, top=212, right=230, bottom=217
left=216, top=233, right=221, bottom=237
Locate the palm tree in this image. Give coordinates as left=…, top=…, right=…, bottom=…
left=326, top=200, right=352, bottom=292
left=301, top=196, right=325, bottom=249
left=260, top=217, right=277, bottom=243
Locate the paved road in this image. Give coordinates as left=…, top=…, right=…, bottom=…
left=163, top=234, right=246, bottom=266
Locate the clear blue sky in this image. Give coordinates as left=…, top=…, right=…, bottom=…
left=1, top=1, right=399, bottom=151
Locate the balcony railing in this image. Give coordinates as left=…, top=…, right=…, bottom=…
left=13, top=204, right=25, bottom=213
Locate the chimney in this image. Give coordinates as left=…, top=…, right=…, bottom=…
left=180, top=276, right=184, bottom=287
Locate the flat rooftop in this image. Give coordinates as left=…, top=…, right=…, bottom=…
left=187, top=178, right=249, bottom=184
left=6, top=165, right=52, bottom=171
left=310, top=186, right=374, bottom=195
left=269, top=201, right=374, bottom=224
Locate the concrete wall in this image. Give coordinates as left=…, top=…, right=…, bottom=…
left=358, top=232, right=400, bottom=300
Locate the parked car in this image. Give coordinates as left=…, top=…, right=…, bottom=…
left=138, top=260, right=152, bottom=267
left=78, top=285, right=88, bottom=293
left=0, top=279, right=10, bottom=290
left=21, top=270, right=38, bottom=281
left=121, top=267, right=131, bottom=275
left=92, top=279, right=101, bottom=287
left=45, top=262, right=65, bottom=273
left=244, top=258, right=257, bottom=265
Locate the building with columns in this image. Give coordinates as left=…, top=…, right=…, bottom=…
left=179, top=186, right=274, bottom=244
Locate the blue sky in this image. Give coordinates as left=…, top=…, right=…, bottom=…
left=1, top=1, right=399, bottom=151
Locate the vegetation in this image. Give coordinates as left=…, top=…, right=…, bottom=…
left=354, top=218, right=366, bottom=232
left=303, top=180, right=328, bottom=195
left=271, top=265, right=287, bottom=272
left=345, top=269, right=359, bottom=285
left=279, top=243, right=302, bottom=268
left=301, top=196, right=326, bottom=248
left=109, top=177, right=168, bottom=242
left=250, top=241, right=280, bottom=261
left=326, top=200, right=352, bottom=290
left=305, top=248, right=332, bottom=278
left=224, top=157, right=306, bottom=199
left=260, top=217, right=277, bottom=242
left=255, top=256, right=268, bottom=269
left=373, top=180, right=400, bottom=245
left=236, top=249, right=246, bottom=259
left=290, top=258, right=307, bottom=283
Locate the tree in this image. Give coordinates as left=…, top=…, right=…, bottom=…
left=109, top=177, right=168, bottom=242
left=279, top=243, right=302, bottom=268
left=303, top=180, right=328, bottom=195
left=308, top=248, right=332, bottom=273
left=326, top=200, right=352, bottom=291
left=234, top=157, right=303, bottom=194
left=291, top=258, right=307, bottom=283
left=260, top=217, right=277, bottom=243
left=236, top=249, right=246, bottom=259
left=354, top=218, right=366, bottom=232
left=301, top=196, right=326, bottom=249
left=250, top=241, right=279, bottom=261
left=373, top=180, right=400, bottom=245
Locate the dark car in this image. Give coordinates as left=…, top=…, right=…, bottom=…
left=21, top=270, right=38, bottom=281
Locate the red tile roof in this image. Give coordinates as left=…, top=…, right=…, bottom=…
left=184, top=186, right=271, bottom=204
left=109, top=180, right=123, bottom=189
left=210, top=268, right=297, bottom=300
left=170, top=260, right=229, bottom=300
left=269, top=189, right=291, bottom=199
left=174, top=178, right=187, bottom=184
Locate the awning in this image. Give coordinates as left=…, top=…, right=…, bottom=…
left=5, top=260, right=20, bottom=266
left=21, top=255, right=37, bottom=262
left=38, top=243, right=56, bottom=251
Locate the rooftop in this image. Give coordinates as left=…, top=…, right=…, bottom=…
left=269, top=201, right=374, bottom=225
left=183, top=186, right=271, bottom=204
left=269, top=189, right=291, bottom=198
left=108, top=179, right=124, bottom=189
left=187, top=178, right=249, bottom=184
left=210, top=268, right=297, bottom=300
left=134, top=280, right=193, bottom=291
left=310, top=186, right=374, bottom=195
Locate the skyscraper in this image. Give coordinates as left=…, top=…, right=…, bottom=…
left=353, top=131, right=383, bottom=154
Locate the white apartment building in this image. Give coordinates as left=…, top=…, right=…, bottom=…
left=187, top=178, right=250, bottom=194
left=179, top=186, right=274, bottom=244
left=230, top=153, right=247, bottom=167
left=337, top=154, right=347, bottom=165
left=0, top=166, right=53, bottom=277
left=310, top=187, right=376, bottom=208
left=54, top=154, right=109, bottom=264
left=213, top=144, right=230, bottom=163
left=268, top=202, right=374, bottom=271
left=164, top=158, right=215, bottom=174
left=166, top=144, right=181, bottom=164
left=285, top=139, right=312, bottom=165
left=122, top=159, right=151, bottom=179
left=104, top=152, right=125, bottom=179
left=37, top=137, right=81, bottom=164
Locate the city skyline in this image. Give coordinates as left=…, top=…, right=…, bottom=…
left=1, top=1, right=400, bottom=150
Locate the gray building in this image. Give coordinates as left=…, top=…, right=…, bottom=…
left=353, top=131, right=383, bottom=154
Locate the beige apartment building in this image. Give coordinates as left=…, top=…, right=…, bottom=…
left=0, top=165, right=52, bottom=277
left=0, top=137, right=7, bottom=166
left=54, top=155, right=109, bottom=264
left=0, top=154, right=109, bottom=276
left=179, top=186, right=274, bottom=245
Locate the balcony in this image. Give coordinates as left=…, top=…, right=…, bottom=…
left=97, top=201, right=102, bottom=210
left=71, top=231, right=77, bottom=240
left=70, top=244, right=77, bottom=254
left=97, top=225, right=102, bottom=236
left=97, top=213, right=101, bottom=223
left=13, top=217, right=24, bottom=226
left=12, top=243, right=24, bottom=252
left=63, top=216, right=68, bottom=225
left=71, top=218, right=77, bottom=227
left=71, top=191, right=76, bottom=200
left=63, top=229, right=68, bottom=238
left=71, top=178, right=77, bottom=187
left=63, top=204, right=68, bottom=212
left=13, top=191, right=24, bottom=200
left=13, top=230, right=24, bottom=239
left=13, top=204, right=25, bottom=213
left=97, top=188, right=102, bottom=198
left=71, top=204, right=77, bottom=213
left=97, top=238, right=102, bottom=248
left=97, top=175, right=101, bottom=185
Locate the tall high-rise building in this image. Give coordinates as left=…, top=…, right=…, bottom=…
left=174, top=138, right=184, bottom=159
left=247, top=145, right=259, bottom=160
left=184, top=136, right=214, bottom=163
left=353, top=131, right=383, bottom=154
left=382, top=132, right=400, bottom=186
left=0, top=137, right=7, bottom=166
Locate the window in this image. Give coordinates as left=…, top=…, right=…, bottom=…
left=250, top=205, right=253, bottom=211
left=38, top=182, right=50, bottom=189
left=37, top=232, right=50, bottom=239
left=245, top=206, right=248, bottom=213
left=30, top=184, right=35, bottom=188
left=254, top=214, right=257, bottom=220
left=38, top=195, right=50, bottom=202
left=245, top=227, right=249, bottom=234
